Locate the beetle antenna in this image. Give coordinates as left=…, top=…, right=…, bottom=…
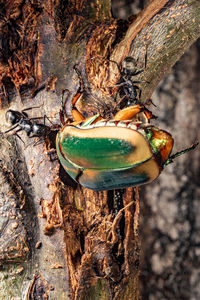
left=163, top=142, right=199, bottom=167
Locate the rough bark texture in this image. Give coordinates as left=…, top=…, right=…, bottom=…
left=140, top=40, right=200, bottom=300
left=112, top=1, right=200, bottom=299
left=0, top=0, right=199, bottom=299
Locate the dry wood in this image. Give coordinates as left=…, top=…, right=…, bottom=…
left=0, top=0, right=199, bottom=299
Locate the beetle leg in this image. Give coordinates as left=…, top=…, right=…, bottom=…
left=75, top=169, right=83, bottom=183
left=60, top=88, right=84, bottom=124
left=72, top=108, right=85, bottom=123
left=113, top=104, right=155, bottom=121
left=60, top=89, right=84, bottom=124
left=142, top=106, right=157, bottom=121
left=114, top=189, right=124, bottom=215
left=81, top=114, right=103, bottom=126
left=163, top=142, right=199, bottom=167
left=71, top=65, right=87, bottom=122
left=70, top=114, right=103, bottom=127
left=63, top=66, right=87, bottom=123
left=60, top=89, right=70, bottom=125
left=71, top=91, right=85, bottom=122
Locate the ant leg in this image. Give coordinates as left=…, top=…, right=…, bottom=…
left=144, top=44, right=148, bottom=69
left=29, top=117, right=44, bottom=121
left=131, top=85, right=142, bottom=103
left=61, top=89, right=70, bottom=114
left=15, top=133, right=25, bottom=144
left=30, top=114, right=55, bottom=126
left=131, top=69, right=144, bottom=76
left=32, top=137, right=43, bottom=147
left=131, top=79, right=150, bottom=85
left=13, top=130, right=25, bottom=145
left=109, top=59, right=143, bottom=100
left=72, top=66, right=89, bottom=122
left=144, top=98, right=157, bottom=107
left=136, top=44, right=148, bottom=73
left=43, top=115, right=55, bottom=126
left=127, top=45, right=148, bottom=78
left=108, top=59, right=122, bottom=76
left=22, top=104, right=44, bottom=114
left=19, top=105, right=44, bottom=119
left=25, top=137, right=42, bottom=149
left=71, top=93, right=85, bottom=122
left=1, top=123, right=26, bottom=145
left=113, top=82, right=127, bottom=88
left=113, top=83, right=141, bottom=109
left=28, top=116, right=55, bottom=127
left=138, top=89, right=142, bottom=100
left=2, top=124, right=19, bottom=134
left=112, top=95, right=127, bottom=111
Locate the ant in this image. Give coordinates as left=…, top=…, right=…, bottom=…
left=2, top=107, right=52, bottom=147
left=60, top=56, right=154, bottom=124
left=110, top=47, right=148, bottom=108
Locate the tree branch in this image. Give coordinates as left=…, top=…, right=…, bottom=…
left=0, top=0, right=200, bottom=299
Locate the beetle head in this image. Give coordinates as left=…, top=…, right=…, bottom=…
left=144, top=126, right=174, bottom=167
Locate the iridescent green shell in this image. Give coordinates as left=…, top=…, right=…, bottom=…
left=56, top=119, right=173, bottom=190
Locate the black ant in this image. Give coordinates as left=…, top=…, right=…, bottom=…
left=110, top=47, right=148, bottom=108
left=2, top=107, right=52, bottom=147
left=61, top=57, right=152, bottom=123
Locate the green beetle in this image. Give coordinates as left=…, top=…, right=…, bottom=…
left=56, top=104, right=197, bottom=190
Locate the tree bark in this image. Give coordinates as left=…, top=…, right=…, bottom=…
left=140, top=38, right=200, bottom=300
left=0, top=0, right=199, bottom=299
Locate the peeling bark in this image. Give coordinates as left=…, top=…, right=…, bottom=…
left=0, top=0, right=199, bottom=299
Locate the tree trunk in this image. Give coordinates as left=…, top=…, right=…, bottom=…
left=140, top=38, right=200, bottom=300
left=0, top=0, right=199, bottom=299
